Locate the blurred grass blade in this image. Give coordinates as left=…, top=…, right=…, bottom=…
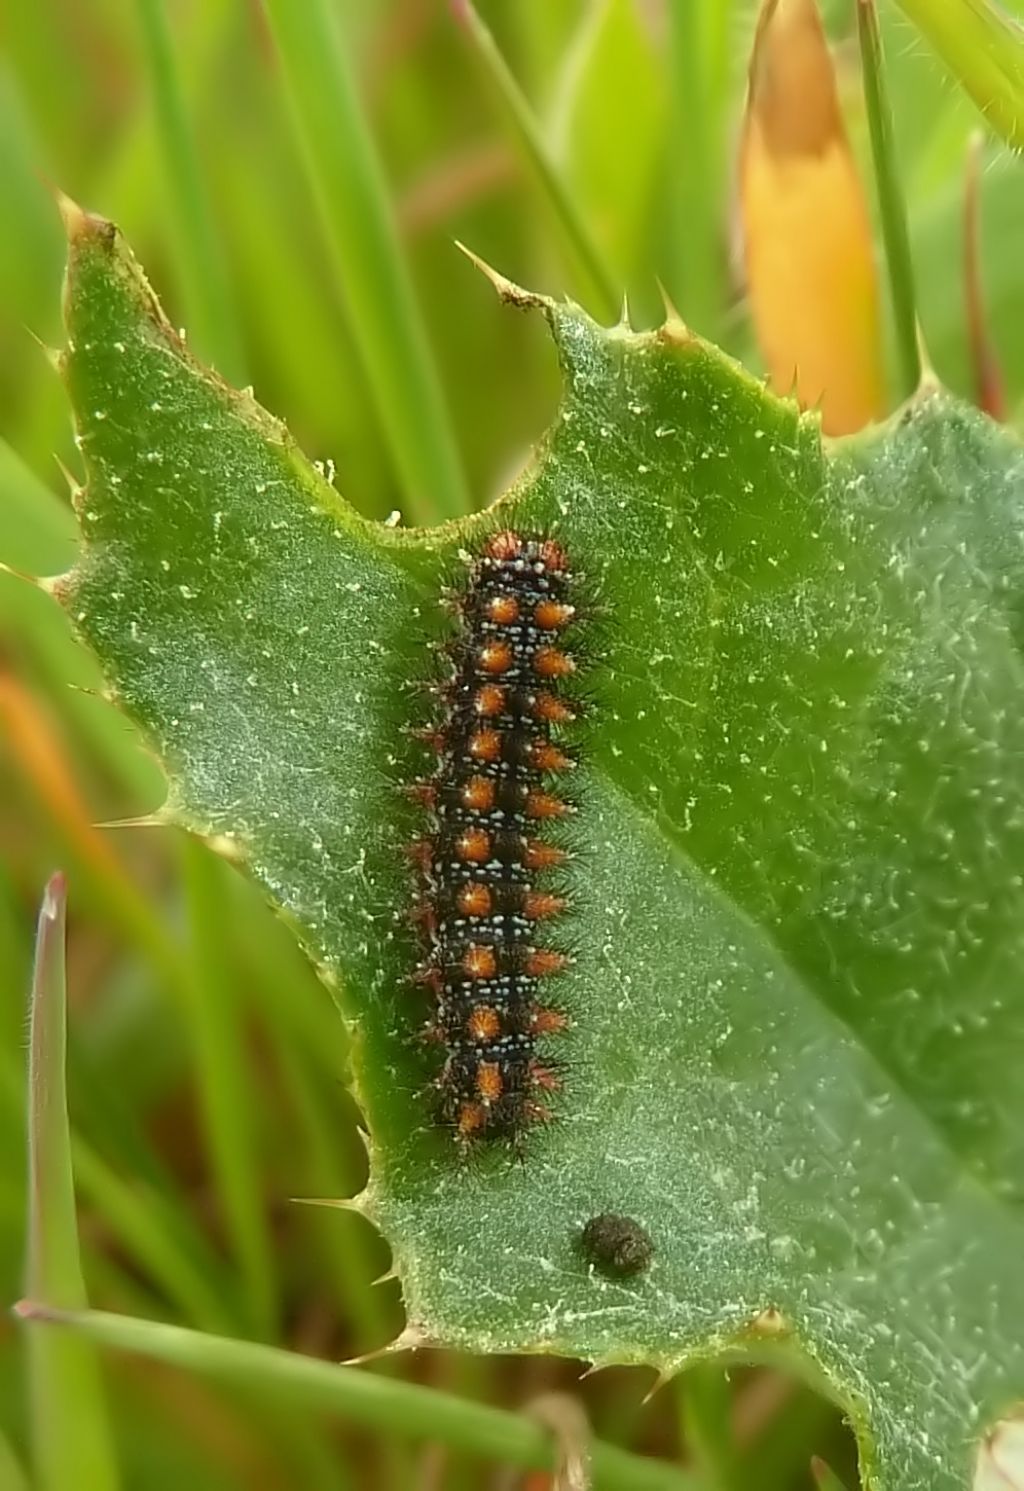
left=740, top=0, right=885, bottom=433
left=0, top=1427, right=30, bottom=1491
left=520, top=1394, right=591, bottom=1491
left=23, top=874, right=120, bottom=1491
left=666, top=1, right=732, bottom=334
left=894, top=0, right=1024, bottom=152
left=262, top=0, right=470, bottom=522
left=810, top=1456, right=849, bottom=1489
left=71, top=1139, right=239, bottom=1337
left=0, top=673, right=141, bottom=893
left=678, top=1367, right=741, bottom=1491
left=0, top=668, right=180, bottom=979
left=15, top=1307, right=698, bottom=1491
left=452, top=1, right=620, bottom=323
left=181, top=837, right=277, bottom=1339
left=857, top=0, right=921, bottom=400
left=133, top=0, right=246, bottom=383
left=964, top=133, right=1005, bottom=419
left=0, top=437, right=77, bottom=574
left=549, top=0, right=665, bottom=301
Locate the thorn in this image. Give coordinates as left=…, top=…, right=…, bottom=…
left=751, top=1306, right=788, bottom=1336
left=391, top=1323, right=431, bottom=1355
left=0, top=559, right=45, bottom=589
left=914, top=320, right=939, bottom=393
left=453, top=240, right=545, bottom=312
left=52, top=454, right=82, bottom=500
left=618, top=293, right=632, bottom=329
left=290, top=1189, right=371, bottom=1215
left=640, top=1365, right=675, bottom=1406
left=23, top=324, right=63, bottom=372
left=370, top=1264, right=399, bottom=1289
left=353, top=1125, right=372, bottom=1169
left=37, top=571, right=75, bottom=602
left=337, top=1323, right=430, bottom=1368
left=656, top=278, right=687, bottom=330
left=93, top=812, right=169, bottom=832
left=52, top=188, right=109, bottom=246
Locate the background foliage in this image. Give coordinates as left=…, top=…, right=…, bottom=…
left=2, top=2, right=1024, bottom=1487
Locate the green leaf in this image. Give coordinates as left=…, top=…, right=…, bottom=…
left=56, top=209, right=1024, bottom=1491
left=894, top=0, right=1024, bottom=152
left=856, top=0, right=921, bottom=401
left=453, top=1, right=621, bottom=323
left=548, top=0, right=665, bottom=293
left=18, top=1305, right=698, bottom=1491
left=0, top=1426, right=31, bottom=1491
left=261, top=0, right=471, bottom=523
left=131, top=0, right=246, bottom=384
left=812, top=1457, right=851, bottom=1491
left=23, top=874, right=120, bottom=1491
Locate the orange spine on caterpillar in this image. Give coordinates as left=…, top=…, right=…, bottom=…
left=410, top=530, right=579, bottom=1147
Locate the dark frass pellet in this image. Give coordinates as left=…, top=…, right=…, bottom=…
left=580, top=1214, right=653, bottom=1278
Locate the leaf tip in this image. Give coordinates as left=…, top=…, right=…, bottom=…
left=11, top=1298, right=45, bottom=1323
left=41, top=872, right=67, bottom=923
left=12, top=1299, right=78, bottom=1328
left=810, top=1455, right=847, bottom=1489
left=53, top=189, right=114, bottom=251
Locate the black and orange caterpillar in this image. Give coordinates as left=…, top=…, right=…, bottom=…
left=409, top=530, right=581, bottom=1146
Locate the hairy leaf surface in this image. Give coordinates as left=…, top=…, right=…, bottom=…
left=58, top=210, right=1024, bottom=1491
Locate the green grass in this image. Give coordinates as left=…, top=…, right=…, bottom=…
left=2, top=2, right=1023, bottom=1487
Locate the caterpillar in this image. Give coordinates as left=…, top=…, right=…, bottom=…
left=409, top=530, right=580, bottom=1147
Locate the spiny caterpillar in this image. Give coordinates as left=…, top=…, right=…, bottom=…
left=409, top=530, right=580, bottom=1147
